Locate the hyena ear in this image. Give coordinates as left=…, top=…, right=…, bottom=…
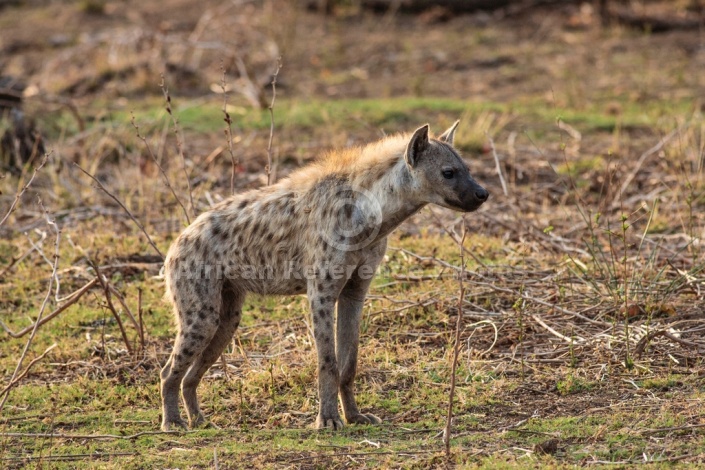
left=405, top=124, right=430, bottom=168
left=438, top=120, right=460, bottom=146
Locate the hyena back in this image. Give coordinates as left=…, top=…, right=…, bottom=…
left=160, top=121, right=488, bottom=431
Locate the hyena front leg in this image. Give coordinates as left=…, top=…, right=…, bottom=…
left=337, top=247, right=385, bottom=425
left=308, top=276, right=345, bottom=430
left=337, top=277, right=381, bottom=425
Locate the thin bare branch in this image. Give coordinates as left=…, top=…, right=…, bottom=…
left=427, top=207, right=487, bottom=267
left=0, top=199, right=60, bottom=411
left=634, top=328, right=703, bottom=357
left=220, top=63, right=239, bottom=195
left=0, top=430, right=191, bottom=440
left=612, top=127, right=680, bottom=209
left=138, top=287, right=145, bottom=352
left=0, top=278, right=98, bottom=338
left=0, top=153, right=49, bottom=228
left=531, top=314, right=585, bottom=343
left=641, top=423, right=705, bottom=435
left=266, top=57, right=282, bottom=186
left=106, top=284, right=140, bottom=332
left=1, top=453, right=136, bottom=463
left=87, top=259, right=133, bottom=355
left=444, top=217, right=466, bottom=456
left=131, top=112, right=191, bottom=224
left=486, top=132, right=508, bottom=196
left=0, top=343, right=57, bottom=397
left=73, top=162, right=164, bottom=260
left=160, top=75, right=196, bottom=218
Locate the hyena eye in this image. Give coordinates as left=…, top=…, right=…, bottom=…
left=442, top=169, right=455, bottom=179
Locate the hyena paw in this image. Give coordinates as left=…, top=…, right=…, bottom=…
left=315, top=414, right=345, bottom=430
left=161, top=417, right=188, bottom=431
left=347, top=413, right=382, bottom=425
left=188, top=414, right=209, bottom=429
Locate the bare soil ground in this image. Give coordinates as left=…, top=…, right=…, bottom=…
left=0, top=0, right=704, bottom=468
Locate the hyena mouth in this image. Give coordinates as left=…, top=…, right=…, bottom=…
left=444, top=197, right=486, bottom=213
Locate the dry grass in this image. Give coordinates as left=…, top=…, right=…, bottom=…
left=1, top=1, right=704, bottom=468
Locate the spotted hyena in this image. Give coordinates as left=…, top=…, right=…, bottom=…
left=160, top=121, right=489, bottom=430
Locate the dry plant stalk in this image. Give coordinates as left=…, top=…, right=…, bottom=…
left=160, top=75, right=196, bottom=218
left=486, top=132, right=508, bottom=196
left=634, top=329, right=701, bottom=357
left=138, top=287, right=145, bottom=352
left=0, top=430, right=189, bottom=440
left=131, top=112, right=191, bottom=224
left=0, top=343, right=57, bottom=398
left=0, top=199, right=60, bottom=412
left=73, top=162, right=164, bottom=260
left=87, top=259, right=133, bottom=355
left=0, top=153, right=49, bottom=228
left=24, top=231, right=61, bottom=299
left=612, top=126, right=680, bottom=209
left=220, top=64, right=238, bottom=195
left=266, top=57, right=282, bottom=185
left=0, top=278, right=98, bottom=338
left=106, top=284, right=140, bottom=332
left=444, top=218, right=467, bottom=456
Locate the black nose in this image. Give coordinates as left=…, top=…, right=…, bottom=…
left=475, top=188, right=489, bottom=201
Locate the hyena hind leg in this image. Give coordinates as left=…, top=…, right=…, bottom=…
left=160, top=286, right=222, bottom=431
left=181, top=285, right=244, bottom=428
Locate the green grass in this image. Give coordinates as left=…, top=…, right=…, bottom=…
left=555, top=374, right=596, bottom=396
left=4, top=228, right=701, bottom=467
left=3, top=60, right=705, bottom=470
left=38, top=93, right=697, bottom=147
left=3, top=1, right=705, bottom=466
left=3, top=135, right=704, bottom=467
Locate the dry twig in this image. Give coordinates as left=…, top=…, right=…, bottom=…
left=634, top=328, right=703, bottom=357
left=87, top=259, right=133, bottom=355
left=106, top=284, right=140, bottom=332
left=0, top=278, right=98, bottom=338
left=130, top=112, right=191, bottom=224
left=0, top=430, right=190, bottom=440
left=641, top=423, right=705, bottom=435
left=443, top=218, right=466, bottom=456
left=0, top=343, right=57, bottom=397
left=220, top=63, right=238, bottom=195
left=73, top=162, right=164, bottom=260
left=160, top=75, right=196, bottom=218
left=0, top=153, right=49, bottom=228
left=0, top=199, right=60, bottom=411
left=138, top=287, right=145, bottom=351
left=531, top=314, right=585, bottom=343
left=486, top=132, right=508, bottom=196
left=613, top=127, right=680, bottom=209
left=1, top=452, right=136, bottom=462
left=266, top=57, right=282, bottom=185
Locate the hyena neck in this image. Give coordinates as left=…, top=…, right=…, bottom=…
left=367, top=159, right=426, bottom=242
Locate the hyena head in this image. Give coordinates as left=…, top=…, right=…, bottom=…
left=404, top=121, right=489, bottom=212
